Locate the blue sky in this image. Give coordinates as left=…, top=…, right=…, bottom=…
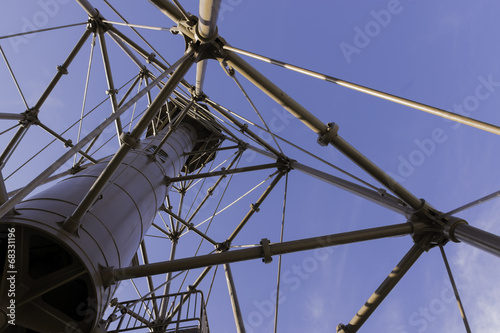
left=1, top=1, right=500, bottom=332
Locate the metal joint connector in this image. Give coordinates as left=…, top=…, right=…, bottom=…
left=443, top=216, right=469, bottom=243
left=317, top=122, right=339, bottom=146
left=120, top=132, right=140, bottom=149
left=221, top=61, right=235, bottom=77
left=250, top=203, right=260, bottom=213
left=195, top=25, right=219, bottom=44
left=57, top=65, right=68, bottom=75
left=64, top=139, right=73, bottom=148
left=237, top=141, right=248, bottom=152
left=192, top=92, right=207, bottom=102
left=70, top=165, right=83, bottom=175
left=336, top=323, right=352, bottom=333
left=146, top=53, right=156, bottom=64
left=216, top=240, right=230, bottom=252
left=20, top=108, right=39, bottom=127
left=239, top=123, right=248, bottom=133
left=260, top=238, right=273, bottom=264
left=277, top=157, right=293, bottom=173
left=106, top=89, right=119, bottom=96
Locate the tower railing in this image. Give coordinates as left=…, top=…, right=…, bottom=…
left=106, top=290, right=209, bottom=333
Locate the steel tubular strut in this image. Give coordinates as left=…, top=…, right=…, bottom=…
left=439, top=245, right=471, bottom=333
left=166, top=163, right=280, bottom=182
left=220, top=51, right=423, bottom=210
left=107, top=30, right=146, bottom=70
left=104, top=223, right=414, bottom=283
left=195, top=0, right=222, bottom=95
left=140, top=241, right=160, bottom=319
left=223, top=45, right=500, bottom=137
left=162, top=207, right=218, bottom=246
left=224, top=263, right=246, bottom=333
left=0, top=113, right=25, bottom=120
left=337, top=236, right=429, bottom=333
left=225, top=171, right=285, bottom=246
left=98, top=29, right=124, bottom=141
left=36, top=122, right=98, bottom=164
left=35, top=29, right=93, bottom=111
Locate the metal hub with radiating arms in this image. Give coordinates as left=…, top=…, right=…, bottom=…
left=0, top=1, right=500, bottom=332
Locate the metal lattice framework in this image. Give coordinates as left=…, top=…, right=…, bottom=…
left=1, top=1, right=500, bottom=332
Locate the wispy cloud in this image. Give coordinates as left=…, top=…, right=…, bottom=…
left=451, top=201, right=500, bottom=332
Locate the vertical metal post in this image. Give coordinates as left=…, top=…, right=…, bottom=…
left=75, top=0, right=99, bottom=18
left=166, top=266, right=213, bottom=322
left=224, top=264, right=246, bottom=333
left=107, top=30, right=146, bottom=70
left=108, top=223, right=414, bottom=281
left=290, top=161, right=412, bottom=216
left=159, top=239, right=178, bottom=320
left=196, top=0, right=222, bottom=95
left=140, top=241, right=160, bottom=319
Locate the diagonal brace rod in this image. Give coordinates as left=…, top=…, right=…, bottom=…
left=337, top=237, right=429, bottom=333
left=167, top=163, right=279, bottom=183
left=225, top=171, right=284, bottom=245
left=205, top=98, right=284, bottom=158
left=221, top=51, right=423, bottom=210
left=223, top=45, right=500, bottom=136
left=162, top=207, right=218, bottom=246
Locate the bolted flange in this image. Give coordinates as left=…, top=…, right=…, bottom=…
left=443, top=216, right=469, bottom=243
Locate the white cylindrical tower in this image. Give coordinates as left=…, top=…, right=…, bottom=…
left=0, top=121, right=213, bottom=332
